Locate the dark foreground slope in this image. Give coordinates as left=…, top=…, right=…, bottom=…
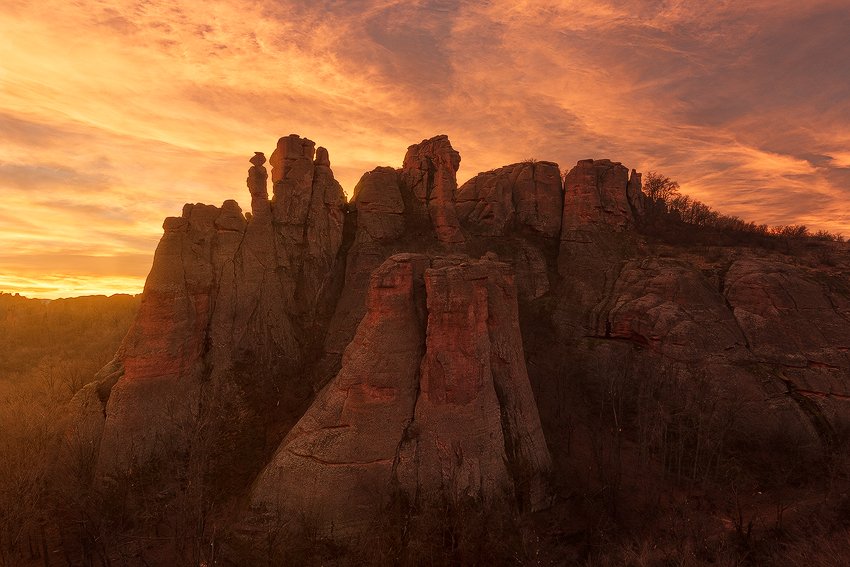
left=39, top=136, right=850, bottom=565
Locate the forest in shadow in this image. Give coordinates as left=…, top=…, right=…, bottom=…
left=0, top=293, right=139, bottom=566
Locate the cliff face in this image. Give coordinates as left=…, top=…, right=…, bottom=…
left=94, top=138, right=346, bottom=478
left=251, top=254, right=550, bottom=534
left=74, top=133, right=850, bottom=544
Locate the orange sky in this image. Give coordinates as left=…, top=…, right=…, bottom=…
left=2, top=0, right=849, bottom=298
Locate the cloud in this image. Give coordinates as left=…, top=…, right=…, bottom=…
left=1, top=0, right=849, bottom=297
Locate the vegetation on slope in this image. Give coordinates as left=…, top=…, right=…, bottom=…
left=639, top=171, right=845, bottom=248
left=0, top=293, right=139, bottom=567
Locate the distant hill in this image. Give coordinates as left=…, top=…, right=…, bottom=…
left=0, top=292, right=140, bottom=389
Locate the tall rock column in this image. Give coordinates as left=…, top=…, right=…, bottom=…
left=96, top=203, right=220, bottom=475
left=252, top=254, right=551, bottom=538
left=93, top=138, right=347, bottom=480
left=269, top=135, right=346, bottom=322
left=558, top=159, right=645, bottom=311
left=318, top=136, right=469, bottom=387
left=401, top=135, right=465, bottom=244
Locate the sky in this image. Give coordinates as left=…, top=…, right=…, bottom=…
left=1, top=0, right=849, bottom=298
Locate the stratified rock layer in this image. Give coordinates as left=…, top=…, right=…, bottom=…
left=251, top=254, right=551, bottom=535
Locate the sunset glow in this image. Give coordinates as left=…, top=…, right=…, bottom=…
left=2, top=0, right=849, bottom=298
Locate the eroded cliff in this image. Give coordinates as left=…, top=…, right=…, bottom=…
left=69, top=133, right=850, bottom=556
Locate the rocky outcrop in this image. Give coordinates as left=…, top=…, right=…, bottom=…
left=346, top=135, right=466, bottom=247
left=456, top=161, right=563, bottom=237
left=557, top=160, right=646, bottom=308
left=251, top=254, right=551, bottom=536
left=320, top=136, right=470, bottom=386
left=593, top=259, right=746, bottom=361
left=401, top=135, right=465, bottom=244
left=70, top=131, right=850, bottom=562
left=94, top=143, right=346, bottom=477
left=723, top=259, right=850, bottom=436
left=724, top=259, right=850, bottom=369
left=350, top=166, right=405, bottom=243
left=269, top=135, right=347, bottom=323
left=561, top=159, right=643, bottom=233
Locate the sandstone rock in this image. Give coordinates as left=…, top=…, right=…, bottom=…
left=513, top=240, right=551, bottom=300
left=558, top=159, right=644, bottom=302
left=627, top=169, right=645, bottom=217
left=314, top=146, right=330, bottom=167
left=299, top=146, right=346, bottom=322
left=401, top=135, right=465, bottom=244
left=723, top=258, right=850, bottom=435
left=215, top=199, right=246, bottom=232
left=246, top=158, right=271, bottom=222
left=318, top=136, right=469, bottom=387
left=351, top=166, right=405, bottom=242
left=269, top=134, right=315, bottom=185
left=77, top=134, right=850, bottom=562
left=98, top=202, right=220, bottom=473
left=457, top=161, right=563, bottom=237
left=725, top=259, right=850, bottom=368
left=252, top=254, right=551, bottom=536
left=599, top=258, right=746, bottom=362
left=561, top=159, right=639, bottom=233
left=95, top=142, right=347, bottom=477
left=538, top=250, right=832, bottom=487
left=266, top=135, right=347, bottom=323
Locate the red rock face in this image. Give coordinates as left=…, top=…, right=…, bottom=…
left=558, top=159, right=646, bottom=301
left=456, top=161, right=563, bottom=237
left=561, top=159, right=638, bottom=233
left=351, top=166, right=405, bottom=242
left=251, top=254, right=551, bottom=536
left=78, top=132, right=850, bottom=558
left=319, top=136, right=470, bottom=387
left=95, top=144, right=346, bottom=476
left=98, top=203, right=219, bottom=473
left=269, top=135, right=346, bottom=318
left=536, top=155, right=850, bottom=490
left=725, top=259, right=850, bottom=368
left=401, top=135, right=465, bottom=244
left=599, top=258, right=747, bottom=361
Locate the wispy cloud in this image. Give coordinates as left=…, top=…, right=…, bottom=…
left=1, top=0, right=849, bottom=297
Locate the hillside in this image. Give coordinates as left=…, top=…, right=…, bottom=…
left=0, top=293, right=140, bottom=386
left=0, top=293, right=139, bottom=567
left=6, top=135, right=850, bottom=566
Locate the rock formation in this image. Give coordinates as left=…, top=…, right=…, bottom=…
left=561, top=158, right=643, bottom=233
left=94, top=140, right=346, bottom=478
left=456, top=160, right=563, bottom=237
left=251, top=254, right=551, bottom=535
left=401, top=135, right=465, bottom=244
left=68, top=131, right=850, bottom=559
left=321, top=135, right=471, bottom=383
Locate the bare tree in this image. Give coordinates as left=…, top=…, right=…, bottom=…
left=643, top=171, right=681, bottom=204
